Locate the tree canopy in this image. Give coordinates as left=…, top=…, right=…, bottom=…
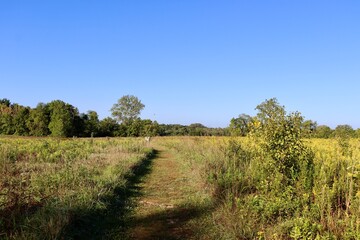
left=111, top=95, right=145, bottom=124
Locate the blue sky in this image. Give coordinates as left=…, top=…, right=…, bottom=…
left=1, top=1, right=359, bottom=128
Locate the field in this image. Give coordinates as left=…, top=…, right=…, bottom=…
left=0, top=137, right=154, bottom=239
left=1, top=136, right=360, bottom=239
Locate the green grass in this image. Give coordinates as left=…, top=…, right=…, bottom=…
left=2, top=136, right=360, bottom=239
left=166, top=136, right=360, bottom=239
left=0, top=137, right=154, bottom=239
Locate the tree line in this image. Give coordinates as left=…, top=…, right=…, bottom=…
left=1, top=96, right=358, bottom=138
left=0, top=96, right=226, bottom=137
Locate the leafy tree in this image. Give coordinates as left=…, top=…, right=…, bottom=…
left=48, top=100, right=78, bottom=137
left=98, top=117, right=119, bottom=137
left=334, top=124, right=355, bottom=138
left=229, top=114, right=252, bottom=136
left=111, top=95, right=145, bottom=124
left=140, top=119, right=159, bottom=137
left=314, top=125, right=333, bottom=138
left=126, top=118, right=143, bottom=137
left=26, top=103, right=50, bottom=136
left=0, top=101, right=30, bottom=135
left=189, top=123, right=207, bottom=136
left=256, top=98, right=285, bottom=123
left=12, top=104, right=30, bottom=135
left=82, top=110, right=100, bottom=137
left=0, top=101, right=14, bottom=134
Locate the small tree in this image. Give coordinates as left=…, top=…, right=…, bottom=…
left=254, top=98, right=314, bottom=190
left=111, top=95, right=145, bottom=125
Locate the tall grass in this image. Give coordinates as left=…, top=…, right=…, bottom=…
left=0, top=137, right=152, bottom=239
left=166, top=136, right=360, bottom=239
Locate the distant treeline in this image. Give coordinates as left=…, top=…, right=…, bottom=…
left=1, top=98, right=358, bottom=138
left=0, top=98, right=227, bottom=137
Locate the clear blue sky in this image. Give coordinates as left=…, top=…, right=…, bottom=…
left=1, top=1, right=359, bottom=128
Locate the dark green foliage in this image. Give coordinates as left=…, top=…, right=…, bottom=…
left=98, top=117, right=119, bottom=137
left=47, top=100, right=78, bottom=137
left=126, top=118, right=143, bottom=137
left=140, top=119, right=159, bottom=137
left=0, top=101, right=30, bottom=135
left=158, top=124, right=228, bottom=136
left=301, top=120, right=317, bottom=138
left=158, top=124, right=189, bottom=136
left=0, top=105, right=14, bottom=135
left=12, top=104, right=30, bottom=135
left=188, top=123, right=208, bottom=136
left=82, top=110, right=100, bottom=137
left=26, top=103, right=50, bottom=136
left=0, top=98, right=11, bottom=107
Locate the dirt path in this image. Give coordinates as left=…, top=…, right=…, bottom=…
left=127, top=145, right=210, bottom=239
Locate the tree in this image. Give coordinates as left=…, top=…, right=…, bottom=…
left=256, top=98, right=285, bottom=123
left=0, top=101, right=14, bottom=134
left=98, top=117, right=119, bottom=137
left=126, top=119, right=143, bottom=137
left=0, top=100, right=30, bottom=135
left=140, top=119, right=159, bottom=137
left=144, top=120, right=159, bottom=137
left=314, top=125, right=332, bottom=138
left=334, top=124, right=355, bottom=138
left=229, top=114, right=252, bottom=136
left=48, top=100, right=78, bottom=137
left=254, top=98, right=314, bottom=189
left=189, top=123, right=207, bottom=136
left=27, top=103, right=50, bottom=136
left=301, top=120, right=317, bottom=138
left=82, top=110, right=100, bottom=137
left=12, top=104, right=30, bottom=135
left=111, top=95, right=145, bottom=124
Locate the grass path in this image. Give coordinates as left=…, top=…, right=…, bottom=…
left=127, top=143, right=211, bottom=239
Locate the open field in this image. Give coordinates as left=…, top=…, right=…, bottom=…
left=1, top=136, right=360, bottom=239
left=0, top=137, right=154, bottom=239
left=164, top=136, right=360, bottom=239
